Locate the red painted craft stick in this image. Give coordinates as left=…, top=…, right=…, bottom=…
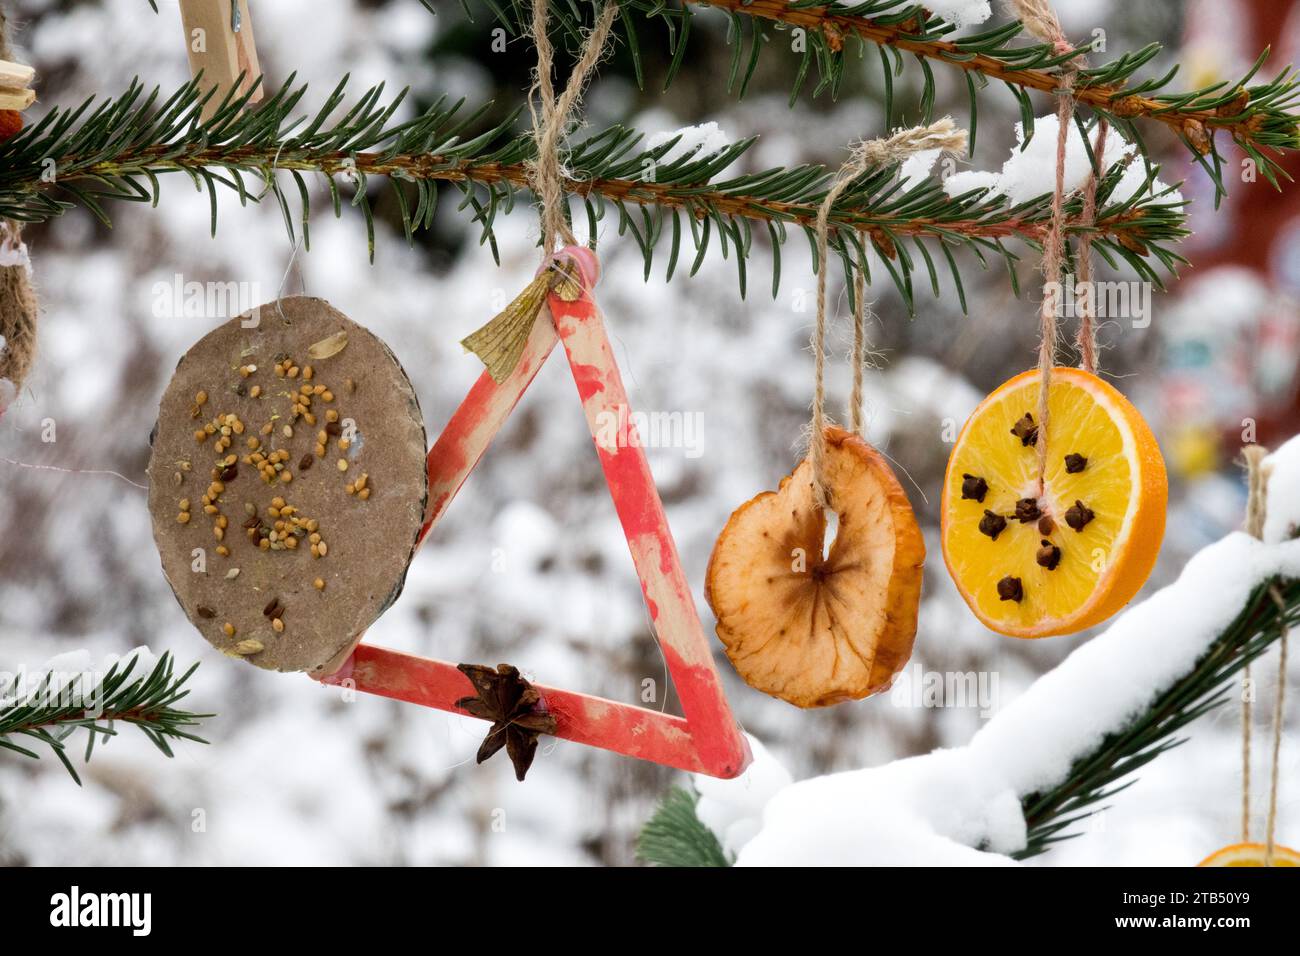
left=317, top=248, right=751, bottom=778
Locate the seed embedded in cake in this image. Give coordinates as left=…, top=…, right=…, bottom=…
left=303, top=365, right=314, bottom=381
left=337, top=459, right=348, bottom=472
left=223, top=622, right=236, bottom=637
left=272, top=617, right=285, bottom=634
left=177, top=511, right=191, bottom=524
left=250, top=385, right=262, bottom=399
left=226, top=568, right=240, bottom=579
left=314, top=578, right=325, bottom=591
left=235, top=639, right=263, bottom=655
left=196, top=605, right=216, bottom=619
left=358, top=487, right=371, bottom=501
left=216, top=545, right=230, bottom=557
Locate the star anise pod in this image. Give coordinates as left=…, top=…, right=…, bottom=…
left=455, top=663, right=557, bottom=781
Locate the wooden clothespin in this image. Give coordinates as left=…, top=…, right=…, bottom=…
left=0, top=59, right=35, bottom=112
left=179, top=0, right=264, bottom=120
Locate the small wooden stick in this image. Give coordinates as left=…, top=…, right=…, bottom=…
left=179, top=0, right=264, bottom=120
left=0, top=58, right=34, bottom=111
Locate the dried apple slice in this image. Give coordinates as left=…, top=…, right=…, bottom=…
left=705, top=426, right=926, bottom=708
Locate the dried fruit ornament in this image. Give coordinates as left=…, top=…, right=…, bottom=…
left=1197, top=843, right=1300, bottom=867
left=941, top=367, right=1166, bottom=637
left=706, top=123, right=964, bottom=707
left=942, top=86, right=1166, bottom=638
left=707, top=426, right=925, bottom=707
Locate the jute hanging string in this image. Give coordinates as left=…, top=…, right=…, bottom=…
left=0, top=8, right=37, bottom=417
left=809, top=118, right=967, bottom=508
left=460, top=0, right=618, bottom=382
left=1241, top=445, right=1291, bottom=865
left=1008, top=0, right=1087, bottom=490
left=1074, top=119, right=1109, bottom=374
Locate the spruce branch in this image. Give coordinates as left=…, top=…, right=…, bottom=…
left=0, top=652, right=211, bottom=785
left=479, top=0, right=1300, bottom=203
left=1017, top=577, right=1300, bottom=858
left=0, top=76, right=1187, bottom=312
left=635, top=573, right=1300, bottom=866
left=637, top=786, right=731, bottom=866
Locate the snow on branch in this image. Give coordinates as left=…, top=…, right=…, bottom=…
left=685, top=492, right=1300, bottom=865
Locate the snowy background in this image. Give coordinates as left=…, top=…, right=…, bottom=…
left=1, top=0, right=1298, bottom=865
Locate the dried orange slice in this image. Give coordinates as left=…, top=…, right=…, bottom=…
left=705, top=427, right=925, bottom=708
left=1197, top=842, right=1300, bottom=867
left=941, top=367, right=1167, bottom=638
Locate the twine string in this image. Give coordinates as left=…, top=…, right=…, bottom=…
left=1006, top=0, right=1082, bottom=490
left=1034, top=82, right=1071, bottom=489
left=1242, top=446, right=1266, bottom=842
left=810, top=118, right=967, bottom=507
left=1075, top=119, right=1109, bottom=374
left=460, top=1, right=617, bottom=381
left=849, top=238, right=869, bottom=437
left=528, top=0, right=619, bottom=255
left=1242, top=444, right=1290, bottom=864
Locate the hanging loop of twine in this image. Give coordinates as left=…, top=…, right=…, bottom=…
left=1075, top=120, right=1109, bottom=374
left=460, top=0, right=617, bottom=382
left=849, top=237, right=869, bottom=438
left=0, top=9, right=38, bottom=418
left=528, top=0, right=618, bottom=254
left=1241, top=444, right=1290, bottom=865
left=1007, top=0, right=1084, bottom=490
left=810, top=118, right=967, bottom=508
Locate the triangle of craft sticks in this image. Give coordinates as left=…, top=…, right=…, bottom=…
left=319, top=247, right=751, bottom=778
